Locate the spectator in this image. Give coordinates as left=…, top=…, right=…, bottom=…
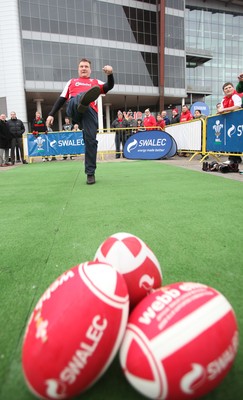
left=136, top=118, right=145, bottom=132
left=126, top=112, right=137, bottom=140
left=32, top=111, right=47, bottom=134
left=73, top=123, right=80, bottom=131
left=216, top=103, right=221, bottom=114
left=170, top=108, right=180, bottom=124
left=7, top=111, right=28, bottom=165
left=143, top=108, right=156, bottom=130
left=111, top=110, right=128, bottom=159
left=218, top=82, right=242, bottom=164
left=62, top=116, right=74, bottom=160
left=217, top=82, right=241, bottom=114
left=63, top=116, right=73, bottom=131
left=161, top=110, right=170, bottom=125
left=0, top=114, right=11, bottom=167
left=156, top=114, right=165, bottom=130
left=46, top=58, right=114, bottom=184
left=194, top=109, right=206, bottom=119
left=32, top=111, right=50, bottom=162
left=180, top=105, right=193, bottom=122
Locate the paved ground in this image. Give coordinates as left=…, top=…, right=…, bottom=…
left=1, top=154, right=243, bottom=182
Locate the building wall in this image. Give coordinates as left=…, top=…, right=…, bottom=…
left=0, top=0, right=28, bottom=126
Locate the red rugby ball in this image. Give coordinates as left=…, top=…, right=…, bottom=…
left=22, top=261, right=129, bottom=399
left=120, top=282, right=238, bottom=399
left=94, top=232, right=162, bottom=308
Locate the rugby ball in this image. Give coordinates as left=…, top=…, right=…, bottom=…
left=22, top=261, right=129, bottom=399
left=94, top=232, right=162, bottom=308
left=120, top=282, right=238, bottom=399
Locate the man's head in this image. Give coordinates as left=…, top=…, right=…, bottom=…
left=78, top=58, right=92, bottom=78
left=156, top=114, right=162, bottom=121
left=35, top=111, right=41, bottom=119
left=222, top=82, right=235, bottom=97
left=117, top=111, right=123, bottom=118
left=10, top=112, right=17, bottom=119
left=0, top=114, right=7, bottom=121
left=161, top=110, right=167, bottom=118
left=144, top=108, right=150, bottom=116
left=65, top=117, right=71, bottom=123
left=182, top=105, right=189, bottom=113
left=194, top=110, right=202, bottom=118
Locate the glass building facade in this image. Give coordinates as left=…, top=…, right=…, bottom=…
left=0, top=0, right=243, bottom=128
left=185, top=2, right=243, bottom=113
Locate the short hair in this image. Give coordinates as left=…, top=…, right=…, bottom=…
left=195, top=109, right=201, bottom=114
left=222, top=82, right=234, bottom=90
left=79, top=58, right=91, bottom=66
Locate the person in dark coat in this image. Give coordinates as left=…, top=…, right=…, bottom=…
left=0, top=114, right=12, bottom=166
left=111, top=110, right=129, bottom=158
left=7, top=111, right=27, bottom=164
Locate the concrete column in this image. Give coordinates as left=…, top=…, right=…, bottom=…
left=58, top=110, right=63, bottom=131
left=33, top=99, right=44, bottom=114
left=97, top=95, right=104, bottom=131
left=104, top=103, right=111, bottom=132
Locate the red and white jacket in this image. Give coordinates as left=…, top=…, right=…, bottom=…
left=61, top=77, right=105, bottom=113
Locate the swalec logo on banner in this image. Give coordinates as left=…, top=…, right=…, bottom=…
left=124, top=130, right=177, bottom=160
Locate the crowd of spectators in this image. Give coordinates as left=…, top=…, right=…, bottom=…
left=1, top=73, right=242, bottom=166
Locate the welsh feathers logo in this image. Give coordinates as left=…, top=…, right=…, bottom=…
left=34, top=135, right=45, bottom=150
left=127, top=139, right=138, bottom=153
left=212, top=120, right=223, bottom=142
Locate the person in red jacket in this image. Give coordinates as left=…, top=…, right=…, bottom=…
left=180, top=105, right=193, bottom=122
left=217, top=82, right=241, bottom=113
left=156, top=114, right=165, bottom=130
left=143, top=108, right=156, bottom=130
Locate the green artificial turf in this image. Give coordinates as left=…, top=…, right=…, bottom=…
left=0, top=160, right=242, bottom=400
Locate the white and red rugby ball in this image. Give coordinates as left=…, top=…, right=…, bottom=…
left=22, top=261, right=129, bottom=399
left=94, top=232, right=162, bottom=308
left=120, top=282, right=238, bottom=400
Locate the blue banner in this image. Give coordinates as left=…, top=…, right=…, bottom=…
left=123, top=130, right=177, bottom=160
left=190, top=101, right=210, bottom=116
left=27, top=131, right=85, bottom=157
left=206, top=109, right=243, bottom=152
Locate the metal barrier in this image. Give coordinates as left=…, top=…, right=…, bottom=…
left=23, top=110, right=243, bottom=163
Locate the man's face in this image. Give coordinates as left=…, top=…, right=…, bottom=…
left=78, top=61, right=91, bottom=78
left=223, top=84, right=234, bottom=97
left=10, top=112, right=16, bottom=119
left=0, top=114, right=6, bottom=121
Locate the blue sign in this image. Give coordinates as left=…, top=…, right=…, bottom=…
left=123, top=130, right=177, bottom=160
left=190, top=101, right=210, bottom=116
left=27, top=131, right=85, bottom=157
left=206, top=109, right=243, bottom=152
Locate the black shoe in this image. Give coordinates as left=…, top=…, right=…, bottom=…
left=86, top=175, right=95, bottom=185
left=77, top=86, right=101, bottom=113
left=202, top=162, right=208, bottom=171
left=23, top=160, right=28, bottom=164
